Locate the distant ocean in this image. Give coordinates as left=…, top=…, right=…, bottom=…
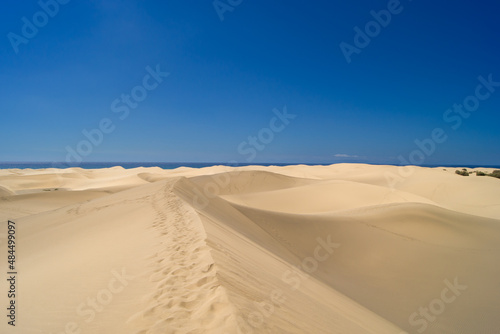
left=0, top=162, right=499, bottom=170
left=0, top=162, right=300, bottom=170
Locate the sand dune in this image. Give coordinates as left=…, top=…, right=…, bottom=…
left=1, top=164, right=499, bottom=333
left=221, top=179, right=438, bottom=214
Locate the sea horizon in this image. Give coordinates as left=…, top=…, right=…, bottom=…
left=0, top=161, right=499, bottom=170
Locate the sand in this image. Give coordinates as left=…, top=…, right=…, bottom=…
left=1, top=164, right=499, bottom=334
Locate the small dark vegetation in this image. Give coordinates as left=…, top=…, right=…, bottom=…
left=462, top=169, right=500, bottom=179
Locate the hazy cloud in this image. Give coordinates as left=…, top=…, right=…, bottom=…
left=334, top=154, right=360, bottom=158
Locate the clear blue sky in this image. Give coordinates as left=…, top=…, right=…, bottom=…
left=1, top=0, right=499, bottom=165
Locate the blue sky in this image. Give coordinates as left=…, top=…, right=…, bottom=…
left=1, top=0, right=499, bottom=165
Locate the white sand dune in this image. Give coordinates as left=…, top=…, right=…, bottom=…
left=0, top=185, right=14, bottom=197
left=220, top=179, right=438, bottom=214
left=1, top=164, right=499, bottom=333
